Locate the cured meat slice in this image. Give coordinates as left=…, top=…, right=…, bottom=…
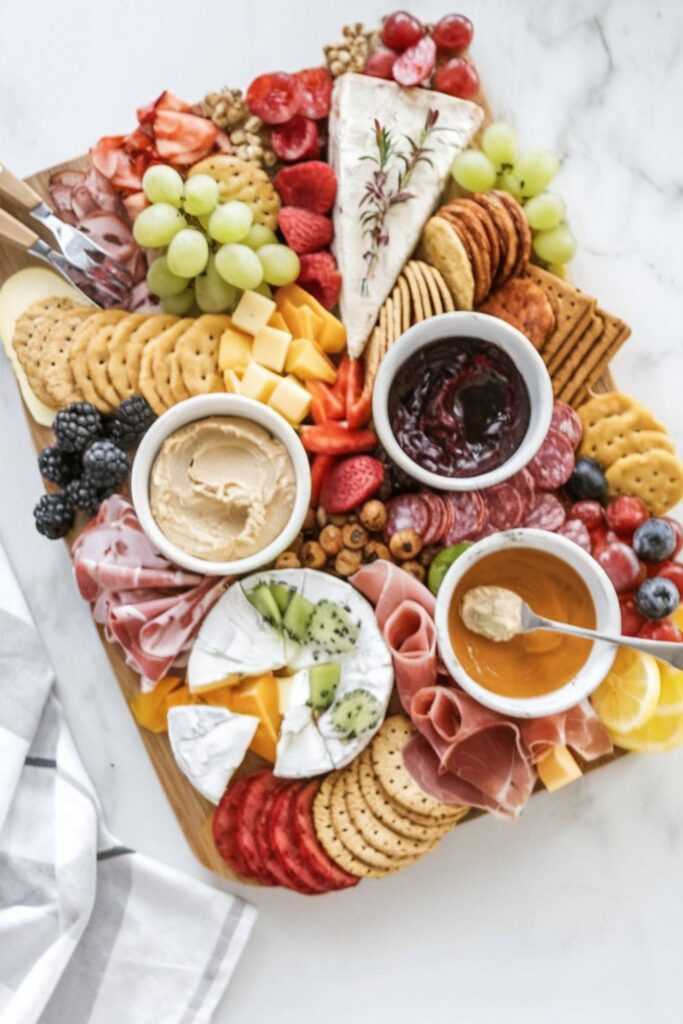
left=154, top=110, right=218, bottom=163
left=268, top=783, right=322, bottom=894
left=292, top=781, right=358, bottom=890
left=550, top=400, right=583, bottom=450
left=557, top=518, right=592, bottom=552
left=235, top=771, right=280, bottom=885
left=213, top=777, right=254, bottom=877
left=527, top=428, right=575, bottom=490
left=385, top=494, right=430, bottom=539
left=482, top=481, right=525, bottom=531
left=419, top=492, right=447, bottom=545
left=524, top=491, right=567, bottom=532
left=443, top=491, right=487, bottom=544
left=77, top=211, right=137, bottom=264
left=521, top=701, right=612, bottom=764
left=406, top=686, right=536, bottom=819
left=505, top=468, right=535, bottom=517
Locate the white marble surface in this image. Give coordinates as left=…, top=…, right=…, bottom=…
left=2, top=1, right=683, bottom=1021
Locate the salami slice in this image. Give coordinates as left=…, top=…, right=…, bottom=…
left=235, top=771, right=281, bottom=885
left=443, top=491, right=487, bottom=544
left=269, top=784, right=323, bottom=894
left=557, top=518, right=592, bottom=552
left=527, top=428, right=575, bottom=490
left=550, top=401, right=583, bottom=450
left=255, top=779, right=302, bottom=890
left=420, top=492, right=447, bottom=545
left=385, top=494, right=430, bottom=539
left=482, top=482, right=526, bottom=531
left=213, top=776, right=254, bottom=878
left=506, top=468, right=535, bottom=517
left=525, top=491, right=567, bottom=532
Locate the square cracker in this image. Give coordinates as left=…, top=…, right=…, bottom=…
left=526, top=264, right=595, bottom=363
left=552, top=311, right=606, bottom=391
left=562, top=312, right=631, bottom=407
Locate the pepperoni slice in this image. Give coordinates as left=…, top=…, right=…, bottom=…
left=527, top=428, right=575, bottom=490
left=269, top=784, right=323, bottom=894
left=557, top=518, right=592, bottom=552
left=213, top=776, right=254, bottom=878
left=291, top=781, right=358, bottom=891
left=235, top=771, right=282, bottom=885
left=385, top=494, right=431, bottom=539
left=255, top=779, right=302, bottom=890
left=483, top=482, right=525, bottom=530
left=443, top=491, right=487, bottom=544
left=525, top=491, right=567, bottom=532
left=550, top=401, right=583, bottom=450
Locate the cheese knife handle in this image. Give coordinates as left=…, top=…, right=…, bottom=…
left=0, top=207, right=39, bottom=250
left=0, top=163, right=44, bottom=211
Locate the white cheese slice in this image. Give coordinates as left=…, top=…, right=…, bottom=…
left=0, top=267, right=93, bottom=426
left=167, top=705, right=258, bottom=804
left=328, top=73, right=483, bottom=357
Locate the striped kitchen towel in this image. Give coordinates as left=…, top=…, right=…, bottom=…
left=0, top=542, right=256, bottom=1024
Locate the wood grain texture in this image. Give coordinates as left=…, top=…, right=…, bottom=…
left=0, top=154, right=621, bottom=884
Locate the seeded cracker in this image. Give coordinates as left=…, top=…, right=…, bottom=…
left=357, top=749, right=457, bottom=839
left=312, top=774, right=386, bottom=879
left=330, top=772, right=413, bottom=870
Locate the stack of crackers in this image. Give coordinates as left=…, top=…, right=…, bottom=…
left=312, top=716, right=468, bottom=880
left=578, top=392, right=683, bottom=515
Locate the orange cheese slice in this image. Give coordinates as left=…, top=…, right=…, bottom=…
left=275, top=283, right=346, bottom=353
left=537, top=745, right=582, bottom=792
left=219, top=672, right=281, bottom=764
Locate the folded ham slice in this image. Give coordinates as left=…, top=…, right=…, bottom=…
left=72, top=496, right=227, bottom=683
left=521, top=701, right=612, bottom=763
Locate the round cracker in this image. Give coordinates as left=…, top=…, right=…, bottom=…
left=472, top=192, right=518, bottom=286
left=42, top=308, right=93, bottom=407
left=70, top=310, right=127, bottom=413
left=605, top=449, right=683, bottom=516
left=402, top=261, right=428, bottom=322
left=582, top=428, right=674, bottom=468
left=85, top=312, right=136, bottom=410
left=330, top=772, right=413, bottom=871
left=12, top=296, right=76, bottom=368
left=112, top=313, right=177, bottom=398
left=177, top=315, right=230, bottom=396
left=106, top=313, right=147, bottom=399
left=494, top=189, right=532, bottom=278
left=357, top=749, right=457, bottom=840
left=188, top=155, right=280, bottom=229
left=312, top=774, right=386, bottom=879
left=418, top=217, right=474, bottom=311
left=578, top=392, right=642, bottom=431
left=370, top=716, right=467, bottom=821
left=140, top=319, right=193, bottom=414
left=440, top=204, right=492, bottom=304
left=21, top=311, right=77, bottom=406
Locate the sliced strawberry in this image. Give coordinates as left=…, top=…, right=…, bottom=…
left=154, top=110, right=218, bottom=163
left=310, top=453, right=337, bottom=505
left=278, top=207, right=333, bottom=255
left=364, top=49, right=398, bottom=79
left=246, top=72, right=304, bottom=124
left=392, top=35, right=437, bottom=87
left=294, top=67, right=333, bottom=119
left=301, top=423, right=378, bottom=456
left=345, top=358, right=372, bottom=428
left=269, top=783, right=326, bottom=894
left=306, top=381, right=345, bottom=424
left=297, top=252, right=341, bottom=309
left=124, top=125, right=156, bottom=156
left=292, top=781, right=359, bottom=890
left=137, top=90, right=193, bottom=123
left=273, top=162, right=337, bottom=214
left=320, top=455, right=385, bottom=514
left=234, top=771, right=282, bottom=884
left=270, top=116, right=320, bottom=162
left=213, top=776, right=255, bottom=878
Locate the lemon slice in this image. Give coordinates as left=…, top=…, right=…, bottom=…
left=609, top=706, right=683, bottom=753
left=657, top=662, right=683, bottom=714
left=671, top=604, right=683, bottom=633
left=591, top=647, right=661, bottom=733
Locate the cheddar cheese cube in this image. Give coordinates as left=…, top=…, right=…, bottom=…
left=231, top=289, right=277, bottom=335
left=268, top=375, right=312, bottom=425
left=285, top=338, right=337, bottom=384
left=275, top=283, right=346, bottom=353
left=239, top=362, right=281, bottom=402
left=269, top=310, right=290, bottom=333
left=223, top=369, right=242, bottom=394
left=252, top=325, right=292, bottom=373
left=221, top=672, right=281, bottom=764
left=537, top=745, right=582, bottom=792
left=218, top=325, right=253, bottom=371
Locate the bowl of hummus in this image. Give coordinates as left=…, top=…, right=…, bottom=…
left=131, top=394, right=311, bottom=576
left=434, top=528, right=621, bottom=719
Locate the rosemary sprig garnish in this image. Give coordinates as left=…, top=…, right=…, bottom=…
left=359, top=109, right=443, bottom=293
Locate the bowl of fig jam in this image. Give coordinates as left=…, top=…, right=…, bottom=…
left=372, top=312, right=553, bottom=491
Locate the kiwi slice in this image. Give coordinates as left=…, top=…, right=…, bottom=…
left=305, top=600, right=359, bottom=655
left=308, top=662, right=341, bottom=712
left=247, top=582, right=282, bottom=629
left=270, top=581, right=295, bottom=616
left=283, top=593, right=315, bottom=642
left=331, top=689, right=382, bottom=739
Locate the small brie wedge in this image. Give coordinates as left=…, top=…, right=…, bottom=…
left=167, top=705, right=258, bottom=804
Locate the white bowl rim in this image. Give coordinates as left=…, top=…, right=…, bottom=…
left=372, top=311, right=554, bottom=492
left=433, top=527, right=621, bottom=719
left=130, top=394, right=311, bottom=577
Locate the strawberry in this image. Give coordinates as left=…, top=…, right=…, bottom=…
left=270, top=116, right=320, bottom=162
left=297, top=251, right=341, bottom=309
left=320, top=456, right=385, bottom=514
left=293, top=67, right=333, bottom=119
left=345, top=358, right=372, bottom=428
left=310, top=453, right=337, bottom=505
left=273, top=162, right=337, bottom=214
left=278, top=207, right=333, bottom=254
left=305, top=381, right=345, bottom=423
left=300, top=423, right=377, bottom=455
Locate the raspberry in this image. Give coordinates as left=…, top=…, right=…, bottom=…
left=246, top=72, right=303, bottom=125
left=273, top=162, right=337, bottom=214
left=293, top=67, right=332, bottom=119
left=432, top=14, right=474, bottom=53
left=434, top=57, right=480, bottom=98
left=278, top=207, right=332, bottom=254
left=364, top=49, right=398, bottom=79
left=380, top=11, right=424, bottom=51
left=297, top=252, right=341, bottom=310
left=320, top=456, right=385, bottom=514
left=270, top=116, right=320, bottom=162
left=392, top=36, right=436, bottom=87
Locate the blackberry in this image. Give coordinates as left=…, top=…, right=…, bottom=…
left=82, top=440, right=129, bottom=489
left=106, top=396, right=156, bottom=448
left=65, top=477, right=103, bottom=516
left=53, top=402, right=104, bottom=453
left=33, top=493, right=75, bottom=539
left=38, top=445, right=79, bottom=486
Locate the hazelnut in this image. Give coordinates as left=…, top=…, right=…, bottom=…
left=359, top=499, right=387, bottom=532
left=334, top=548, right=362, bottom=576
left=341, top=523, right=368, bottom=550
left=389, top=528, right=423, bottom=561
left=329, top=513, right=348, bottom=527
left=303, top=507, right=317, bottom=533
left=300, top=540, right=326, bottom=569
left=364, top=540, right=392, bottom=563
left=319, top=524, right=343, bottom=555
left=286, top=532, right=304, bottom=555
left=275, top=551, right=301, bottom=569
left=316, top=505, right=328, bottom=529
left=402, top=560, right=426, bottom=583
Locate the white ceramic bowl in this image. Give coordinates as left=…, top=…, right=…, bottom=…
left=131, top=394, right=311, bottom=577
left=372, top=311, right=554, bottom=492
left=434, top=528, right=621, bottom=719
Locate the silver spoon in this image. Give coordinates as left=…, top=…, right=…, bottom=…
left=461, top=586, right=683, bottom=670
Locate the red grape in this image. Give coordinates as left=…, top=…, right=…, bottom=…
left=432, top=13, right=473, bottom=52
left=661, top=516, right=683, bottom=555
left=619, top=593, right=646, bottom=637
left=595, top=541, right=644, bottom=593
left=590, top=526, right=618, bottom=557
left=434, top=57, right=480, bottom=99
left=638, top=619, right=683, bottom=642
left=653, top=560, right=683, bottom=593
left=364, top=48, right=398, bottom=79
left=392, top=36, right=436, bottom=87
left=605, top=495, right=649, bottom=537
left=380, top=11, right=424, bottom=51
left=571, top=500, right=605, bottom=531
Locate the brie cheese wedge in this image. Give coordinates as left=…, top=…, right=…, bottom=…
left=167, top=705, right=258, bottom=804
left=328, top=73, right=483, bottom=357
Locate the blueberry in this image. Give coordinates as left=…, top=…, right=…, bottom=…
left=566, top=457, right=607, bottom=502
left=634, top=577, right=680, bottom=620
left=632, top=518, right=676, bottom=563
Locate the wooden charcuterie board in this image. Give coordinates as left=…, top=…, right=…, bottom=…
left=0, top=157, right=623, bottom=881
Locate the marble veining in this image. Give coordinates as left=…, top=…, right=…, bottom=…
left=1, top=1, right=682, bottom=1021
